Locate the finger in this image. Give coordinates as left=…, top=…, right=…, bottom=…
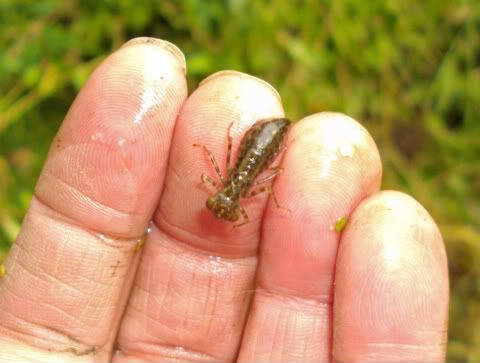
left=115, top=71, right=284, bottom=362
left=0, top=37, right=187, bottom=362
left=333, top=191, right=449, bottom=363
left=238, top=113, right=382, bottom=362
left=159, top=71, right=285, bottom=251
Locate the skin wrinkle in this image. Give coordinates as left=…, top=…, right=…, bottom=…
left=43, top=238, right=111, bottom=310
left=0, top=339, right=91, bottom=363
left=0, top=273, right=29, bottom=307
left=307, top=312, right=317, bottom=359
left=290, top=313, right=298, bottom=357
left=8, top=229, right=34, bottom=261
left=79, top=273, right=112, bottom=324
left=39, top=168, right=137, bottom=217
left=118, top=307, right=222, bottom=362
left=2, top=211, right=135, bottom=353
left=154, top=213, right=259, bottom=260
left=270, top=306, right=281, bottom=361
left=280, top=308, right=289, bottom=361
left=36, top=301, right=88, bottom=333
left=118, top=341, right=216, bottom=363
left=122, top=235, right=253, bottom=360
left=34, top=256, right=86, bottom=299
left=155, top=212, right=219, bottom=255
left=33, top=194, right=145, bottom=253
left=341, top=342, right=447, bottom=363
left=8, top=243, right=41, bottom=282
left=273, top=306, right=293, bottom=361
left=136, top=264, right=151, bottom=328
left=0, top=310, right=96, bottom=355
left=157, top=206, right=256, bottom=257
left=205, top=266, right=214, bottom=336
left=252, top=310, right=264, bottom=357
left=255, top=282, right=333, bottom=307
left=36, top=171, right=145, bottom=239
left=161, top=162, right=183, bottom=197
left=183, top=266, right=195, bottom=331
left=10, top=252, right=87, bottom=306
left=135, top=272, right=236, bottom=326
left=163, top=248, right=176, bottom=308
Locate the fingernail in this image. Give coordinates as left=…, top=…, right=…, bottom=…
left=121, top=37, right=186, bottom=74
left=200, top=70, right=281, bottom=102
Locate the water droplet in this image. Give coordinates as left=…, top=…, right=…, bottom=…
left=320, top=153, right=338, bottom=177
left=339, top=144, right=355, bottom=157
left=145, top=222, right=153, bottom=234
left=133, top=87, right=156, bottom=125
left=208, top=255, right=225, bottom=273
left=175, top=346, right=185, bottom=352
left=91, top=132, right=104, bottom=141
left=99, top=233, right=106, bottom=241
left=117, top=138, right=126, bottom=147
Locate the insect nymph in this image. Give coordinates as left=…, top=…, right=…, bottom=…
left=194, top=117, right=291, bottom=227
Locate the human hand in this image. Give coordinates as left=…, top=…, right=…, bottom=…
left=0, top=37, right=449, bottom=363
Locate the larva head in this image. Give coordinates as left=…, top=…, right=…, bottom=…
left=206, top=193, right=240, bottom=222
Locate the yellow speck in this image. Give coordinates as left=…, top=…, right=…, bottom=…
left=135, top=236, right=146, bottom=253
left=0, top=263, right=5, bottom=278
left=334, top=216, right=348, bottom=233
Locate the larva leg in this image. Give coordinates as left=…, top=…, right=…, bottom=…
left=252, top=167, right=283, bottom=186
left=193, top=143, right=226, bottom=186
left=247, top=185, right=288, bottom=211
left=232, top=207, right=250, bottom=229
left=199, top=173, right=220, bottom=191
left=225, top=122, right=234, bottom=177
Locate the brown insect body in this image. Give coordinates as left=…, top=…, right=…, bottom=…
left=228, top=118, right=290, bottom=198
left=196, top=118, right=291, bottom=225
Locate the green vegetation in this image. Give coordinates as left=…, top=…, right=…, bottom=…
left=1, top=0, right=479, bottom=361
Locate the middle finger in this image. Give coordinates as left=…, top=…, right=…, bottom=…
left=116, top=71, right=284, bottom=362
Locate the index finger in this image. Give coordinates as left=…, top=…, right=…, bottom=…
left=0, top=38, right=187, bottom=362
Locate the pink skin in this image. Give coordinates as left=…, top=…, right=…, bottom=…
left=0, top=38, right=449, bottom=363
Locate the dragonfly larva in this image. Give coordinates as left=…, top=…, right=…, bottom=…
left=194, top=117, right=291, bottom=227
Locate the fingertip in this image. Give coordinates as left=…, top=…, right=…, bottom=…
left=120, top=37, right=187, bottom=75
left=156, top=70, right=284, bottom=254
left=338, top=190, right=447, bottom=273
left=334, top=190, right=448, bottom=363
left=258, top=111, right=383, bottom=297
left=238, top=112, right=384, bottom=362
left=200, top=70, right=282, bottom=103
left=36, top=37, right=188, bottom=237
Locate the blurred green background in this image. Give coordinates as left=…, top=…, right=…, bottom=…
left=0, top=0, right=479, bottom=361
